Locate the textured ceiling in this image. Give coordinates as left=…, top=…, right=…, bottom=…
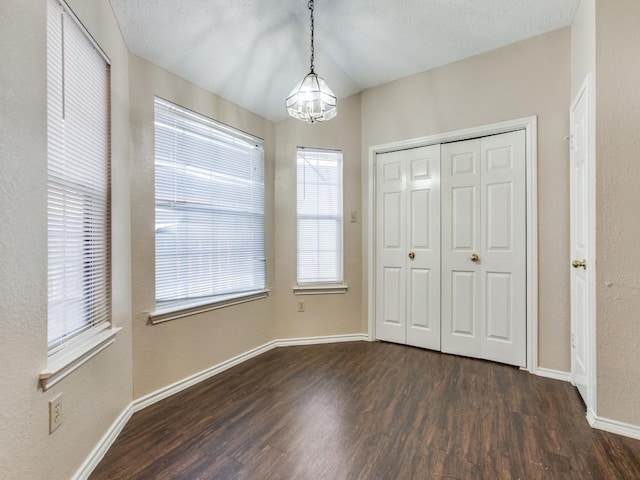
left=108, top=0, right=580, bottom=122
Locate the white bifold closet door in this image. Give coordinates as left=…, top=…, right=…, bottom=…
left=441, top=130, right=526, bottom=367
left=375, top=145, right=441, bottom=350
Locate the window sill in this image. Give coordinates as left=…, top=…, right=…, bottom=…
left=150, top=289, right=270, bottom=324
left=293, top=285, right=349, bottom=295
left=39, top=325, right=122, bottom=391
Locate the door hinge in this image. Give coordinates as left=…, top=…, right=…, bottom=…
left=571, top=332, right=575, bottom=348
left=565, top=134, right=575, bottom=151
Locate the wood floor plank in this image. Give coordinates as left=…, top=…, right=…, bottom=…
left=90, top=342, right=640, bottom=479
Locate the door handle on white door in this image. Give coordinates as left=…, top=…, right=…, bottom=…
left=572, top=259, right=587, bottom=269
left=408, top=252, right=415, bottom=259
left=470, top=253, right=479, bottom=262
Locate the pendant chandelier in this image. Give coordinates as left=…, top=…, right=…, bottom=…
left=286, top=0, right=337, bottom=123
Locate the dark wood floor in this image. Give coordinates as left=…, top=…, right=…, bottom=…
left=90, top=341, right=640, bottom=479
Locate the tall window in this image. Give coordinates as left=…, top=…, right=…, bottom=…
left=297, top=148, right=343, bottom=284
left=154, top=98, right=265, bottom=311
left=47, top=0, right=111, bottom=352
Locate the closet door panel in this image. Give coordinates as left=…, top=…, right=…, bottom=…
left=375, top=145, right=441, bottom=350
left=406, top=145, right=440, bottom=349
left=375, top=131, right=526, bottom=367
left=375, top=151, right=407, bottom=344
left=442, top=132, right=526, bottom=367
left=441, top=139, right=482, bottom=358
left=480, top=131, right=526, bottom=367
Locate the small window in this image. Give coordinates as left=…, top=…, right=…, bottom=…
left=154, top=98, right=266, bottom=313
left=46, top=0, right=111, bottom=352
left=297, top=148, right=343, bottom=284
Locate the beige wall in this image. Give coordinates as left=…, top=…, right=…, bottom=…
left=594, top=0, right=640, bottom=426
left=273, top=95, right=364, bottom=339
left=129, top=56, right=277, bottom=398
left=0, top=0, right=133, bottom=479
left=361, top=28, right=572, bottom=372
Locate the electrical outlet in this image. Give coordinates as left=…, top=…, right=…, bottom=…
left=297, top=299, right=305, bottom=312
left=49, top=393, right=62, bottom=434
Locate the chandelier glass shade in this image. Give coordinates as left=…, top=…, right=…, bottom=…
left=286, top=0, right=337, bottom=123
left=286, top=71, right=337, bottom=123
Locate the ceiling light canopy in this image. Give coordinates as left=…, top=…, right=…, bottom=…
left=286, top=0, right=337, bottom=123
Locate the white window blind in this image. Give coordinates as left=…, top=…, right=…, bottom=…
left=47, top=0, right=111, bottom=352
left=297, top=148, right=343, bottom=284
left=154, top=98, right=265, bottom=311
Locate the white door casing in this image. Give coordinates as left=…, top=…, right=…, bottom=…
left=570, top=77, right=594, bottom=409
left=441, top=130, right=527, bottom=367
left=375, top=145, right=441, bottom=349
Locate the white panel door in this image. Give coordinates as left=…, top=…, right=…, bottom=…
left=375, top=145, right=441, bottom=349
left=375, top=150, right=406, bottom=344
left=441, top=139, right=482, bottom=358
left=442, top=131, right=526, bottom=367
left=481, top=132, right=527, bottom=366
left=570, top=82, right=591, bottom=405
left=405, top=146, right=441, bottom=349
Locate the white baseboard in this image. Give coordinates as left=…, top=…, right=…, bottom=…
left=589, top=412, right=640, bottom=440
left=132, top=333, right=368, bottom=412
left=132, top=340, right=278, bottom=412
left=73, top=333, right=369, bottom=479
left=274, top=333, right=369, bottom=347
left=534, top=370, right=640, bottom=440
left=535, top=367, right=571, bottom=382
left=72, top=403, right=134, bottom=480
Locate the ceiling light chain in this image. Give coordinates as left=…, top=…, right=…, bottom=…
left=285, top=0, right=337, bottom=123
left=309, top=0, right=314, bottom=72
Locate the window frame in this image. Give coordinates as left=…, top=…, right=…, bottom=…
left=41, top=0, right=120, bottom=391
left=151, top=97, right=267, bottom=323
left=295, top=147, right=345, bottom=291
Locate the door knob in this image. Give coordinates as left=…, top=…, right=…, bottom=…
left=470, top=253, right=479, bottom=262
left=572, top=259, right=587, bottom=269
left=408, top=252, right=415, bottom=259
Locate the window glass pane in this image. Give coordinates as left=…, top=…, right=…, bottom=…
left=154, top=98, right=265, bottom=310
left=47, top=0, right=111, bottom=351
left=297, top=148, right=343, bottom=284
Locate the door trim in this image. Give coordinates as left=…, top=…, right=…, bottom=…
left=570, top=74, right=597, bottom=417
left=366, top=116, right=539, bottom=372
